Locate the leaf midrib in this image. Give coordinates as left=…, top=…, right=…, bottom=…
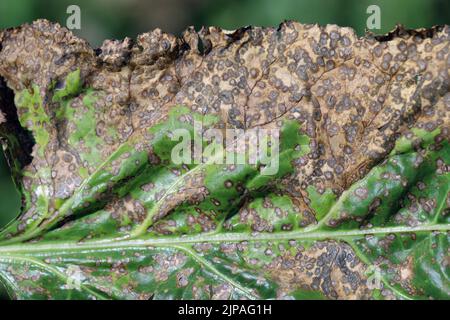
left=0, top=223, right=447, bottom=300
left=0, top=223, right=447, bottom=255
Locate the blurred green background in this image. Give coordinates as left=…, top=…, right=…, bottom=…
left=0, top=0, right=449, bottom=299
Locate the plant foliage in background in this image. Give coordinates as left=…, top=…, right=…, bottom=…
left=0, top=20, right=448, bottom=299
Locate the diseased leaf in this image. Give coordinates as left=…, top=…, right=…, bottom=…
left=0, top=20, right=448, bottom=300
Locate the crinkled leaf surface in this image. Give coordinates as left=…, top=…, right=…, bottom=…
left=0, top=20, right=449, bottom=299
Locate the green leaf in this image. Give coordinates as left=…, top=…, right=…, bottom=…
left=0, top=20, right=448, bottom=300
